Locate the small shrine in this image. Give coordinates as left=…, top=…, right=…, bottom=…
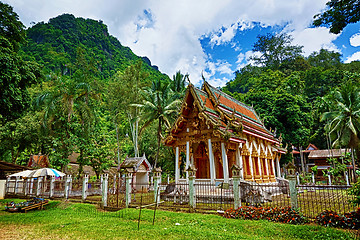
left=164, top=81, right=286, bottom=184
left=119, top=154, right=152, bottom=191
left=28, top=153, right=50, bottom=168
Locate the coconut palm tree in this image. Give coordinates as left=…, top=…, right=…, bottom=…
left=321, top=81, right=360, bottom=181
left=133, top=79, right=181, bottom=168
left=170, top=71, right=188, bottom=99
left=34, top=76, right=98, bottom=170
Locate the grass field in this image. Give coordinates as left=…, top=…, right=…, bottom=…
left=0, top=199, right=356, bottom=240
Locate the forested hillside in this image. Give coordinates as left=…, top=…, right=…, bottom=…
left=21, top=13, right=166, bottom=81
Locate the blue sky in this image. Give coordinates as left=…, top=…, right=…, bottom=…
left=6, top=0, right=360, bottom=87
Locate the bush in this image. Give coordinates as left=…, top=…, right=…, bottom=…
left=224, top=206, right=307, bottom=225
left=348, top=181, right=360, bottom=206
left=315, top=208, right=360, bottom=229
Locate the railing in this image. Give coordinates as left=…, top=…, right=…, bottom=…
left=297, top=184, right=356, bottom=219
left=6, top=175, right=357, bottom=219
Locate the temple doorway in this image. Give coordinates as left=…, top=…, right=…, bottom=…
left=194, top=142, right=210, bottom=178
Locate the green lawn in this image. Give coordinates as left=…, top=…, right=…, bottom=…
left=0, top=199, right=355, bottom=240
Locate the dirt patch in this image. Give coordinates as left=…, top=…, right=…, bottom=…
left=0, top=224, right=32, bottom=240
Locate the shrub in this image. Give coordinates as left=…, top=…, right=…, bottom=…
left=315, top=208, right=360, bottom=230
left=224, top=206, right=307, bottom=225
left=348, top=181, right=360, bottom=206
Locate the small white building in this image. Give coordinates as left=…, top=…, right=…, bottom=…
left=119, top=154, right=152, bottom=192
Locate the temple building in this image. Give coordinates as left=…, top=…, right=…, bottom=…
left=164, top=82, right=286, bottom=184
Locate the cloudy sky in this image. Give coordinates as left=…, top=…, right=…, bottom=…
left=6, top=0, right=360, bottom=86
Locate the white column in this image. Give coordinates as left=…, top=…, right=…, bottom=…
left=257, top=156, right=262, bottom=181
left=236, top=147, right=243, bottom=179
left=175, top=146, right=180, bottom=184
left=271, top=158, right=276, bottom=177
left=186, top=141, right=190, bottom=180
left=249, top=155, right=254, bottom=181
left=221, top=142, right=229, bottom=183
left=208, top=139, right=216, bottom=184
left=276, top=155, right=281, bottom=177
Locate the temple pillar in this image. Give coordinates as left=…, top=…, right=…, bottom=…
left=208, top=139, right=216, bottom=184
left=175, top=146, right=180, bottom=184
left=221, top=142, right=229, bottom=183
left=276, top=154, right=281, bottom=177
left=236, top=146, right=243, bottom=179
left=264, top=157, right=270, bottom=182
left=257, top=156, right=263, bottom=182
left=186, top=141, right=190, bottom=180
left=249, top=155, right=254, bottom=181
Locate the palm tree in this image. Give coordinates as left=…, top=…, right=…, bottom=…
left=321, top=81, right=360, bottom=181
left=34, top=76, right=98, bottom=170
left=133, top=79, right=181, bottom=168
left=170, top=71, right=188, bottom=99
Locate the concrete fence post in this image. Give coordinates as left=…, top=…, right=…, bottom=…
left=14, top=176, right=20, bottom=194
left=328, top=172, right=332, bottom=186
left=82, top=175, right=89, bottom=202
left=153, top=175, right=161, bottom=204
left=296, top=172, right=300, bottom=185
left=188, top=175, right=196, bottom=209
left=233, top=177, right=241, bottom=209
left=36, top=177, right=42, bottom=196
left=285, top=162, right=298, bottom=209
left=345, top=171, right=350, bottom=186
left=186, top=165, right=196, bottom=210
left=311, top=172, right=315, bottom=184
left=100, top=175, right=103, bottom=192
left=5, top=176, right=10, bottom=194
left=125, top=173, right=132, bottom=208
left=231, top=164, right=242, bottom=209
left=49, top=176, right=55, bottom=198
left=102, top=174, right=109, bottom=207
left=24, top=178, right=29, bottom=196
left=64, top=175, right=72, bottom=199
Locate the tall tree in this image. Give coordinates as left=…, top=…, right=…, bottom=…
left=0, top=2, right=25, bottom=51
left=321, top=81, right=360, bottom=181
left=134, top=79, right=181, bottom=168
left=0, top=2, right=42, bottom=123
left=313, top=0, right=360, bottom=34
left=170, top=71, right=188, bottom=99
left=250, top=33, right=303, bottom=69
left=108, top=61, right=149, bottom=159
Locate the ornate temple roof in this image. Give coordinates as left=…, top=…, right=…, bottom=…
left=165, top=82, right=283, bottom=148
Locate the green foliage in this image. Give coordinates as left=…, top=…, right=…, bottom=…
left=0, top=2, right=25, bottom=51
left=313, top=0, right=360, bottom=34
left=311, top=165, right=318, bottom=174
left=325, top=153, right=351, bottom=184
left=348, top=181, right=360, bottom=206
left=134, top=78, right=181, bottom=168
left=316, top=209, right=360, bottom=229
left=22, top=14, right=166, bottom=81
left=250, top=33, right=303, bottom=69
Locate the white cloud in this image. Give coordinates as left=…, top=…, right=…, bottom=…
left=291, top=27, right=339, bottom=56
left=350, top=33, right=360, bottom=47
left=6, top=0, right=331, bottom=85
left=345, top=51, right=360, bottom=63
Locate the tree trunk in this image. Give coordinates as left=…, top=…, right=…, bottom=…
left=154, top=120, right=162, bottom=169
left=115, top=120, right=121, bottom=166
left=299, top=146, right=305, bottom=174
left=351, top=148, right=357, bottom=182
